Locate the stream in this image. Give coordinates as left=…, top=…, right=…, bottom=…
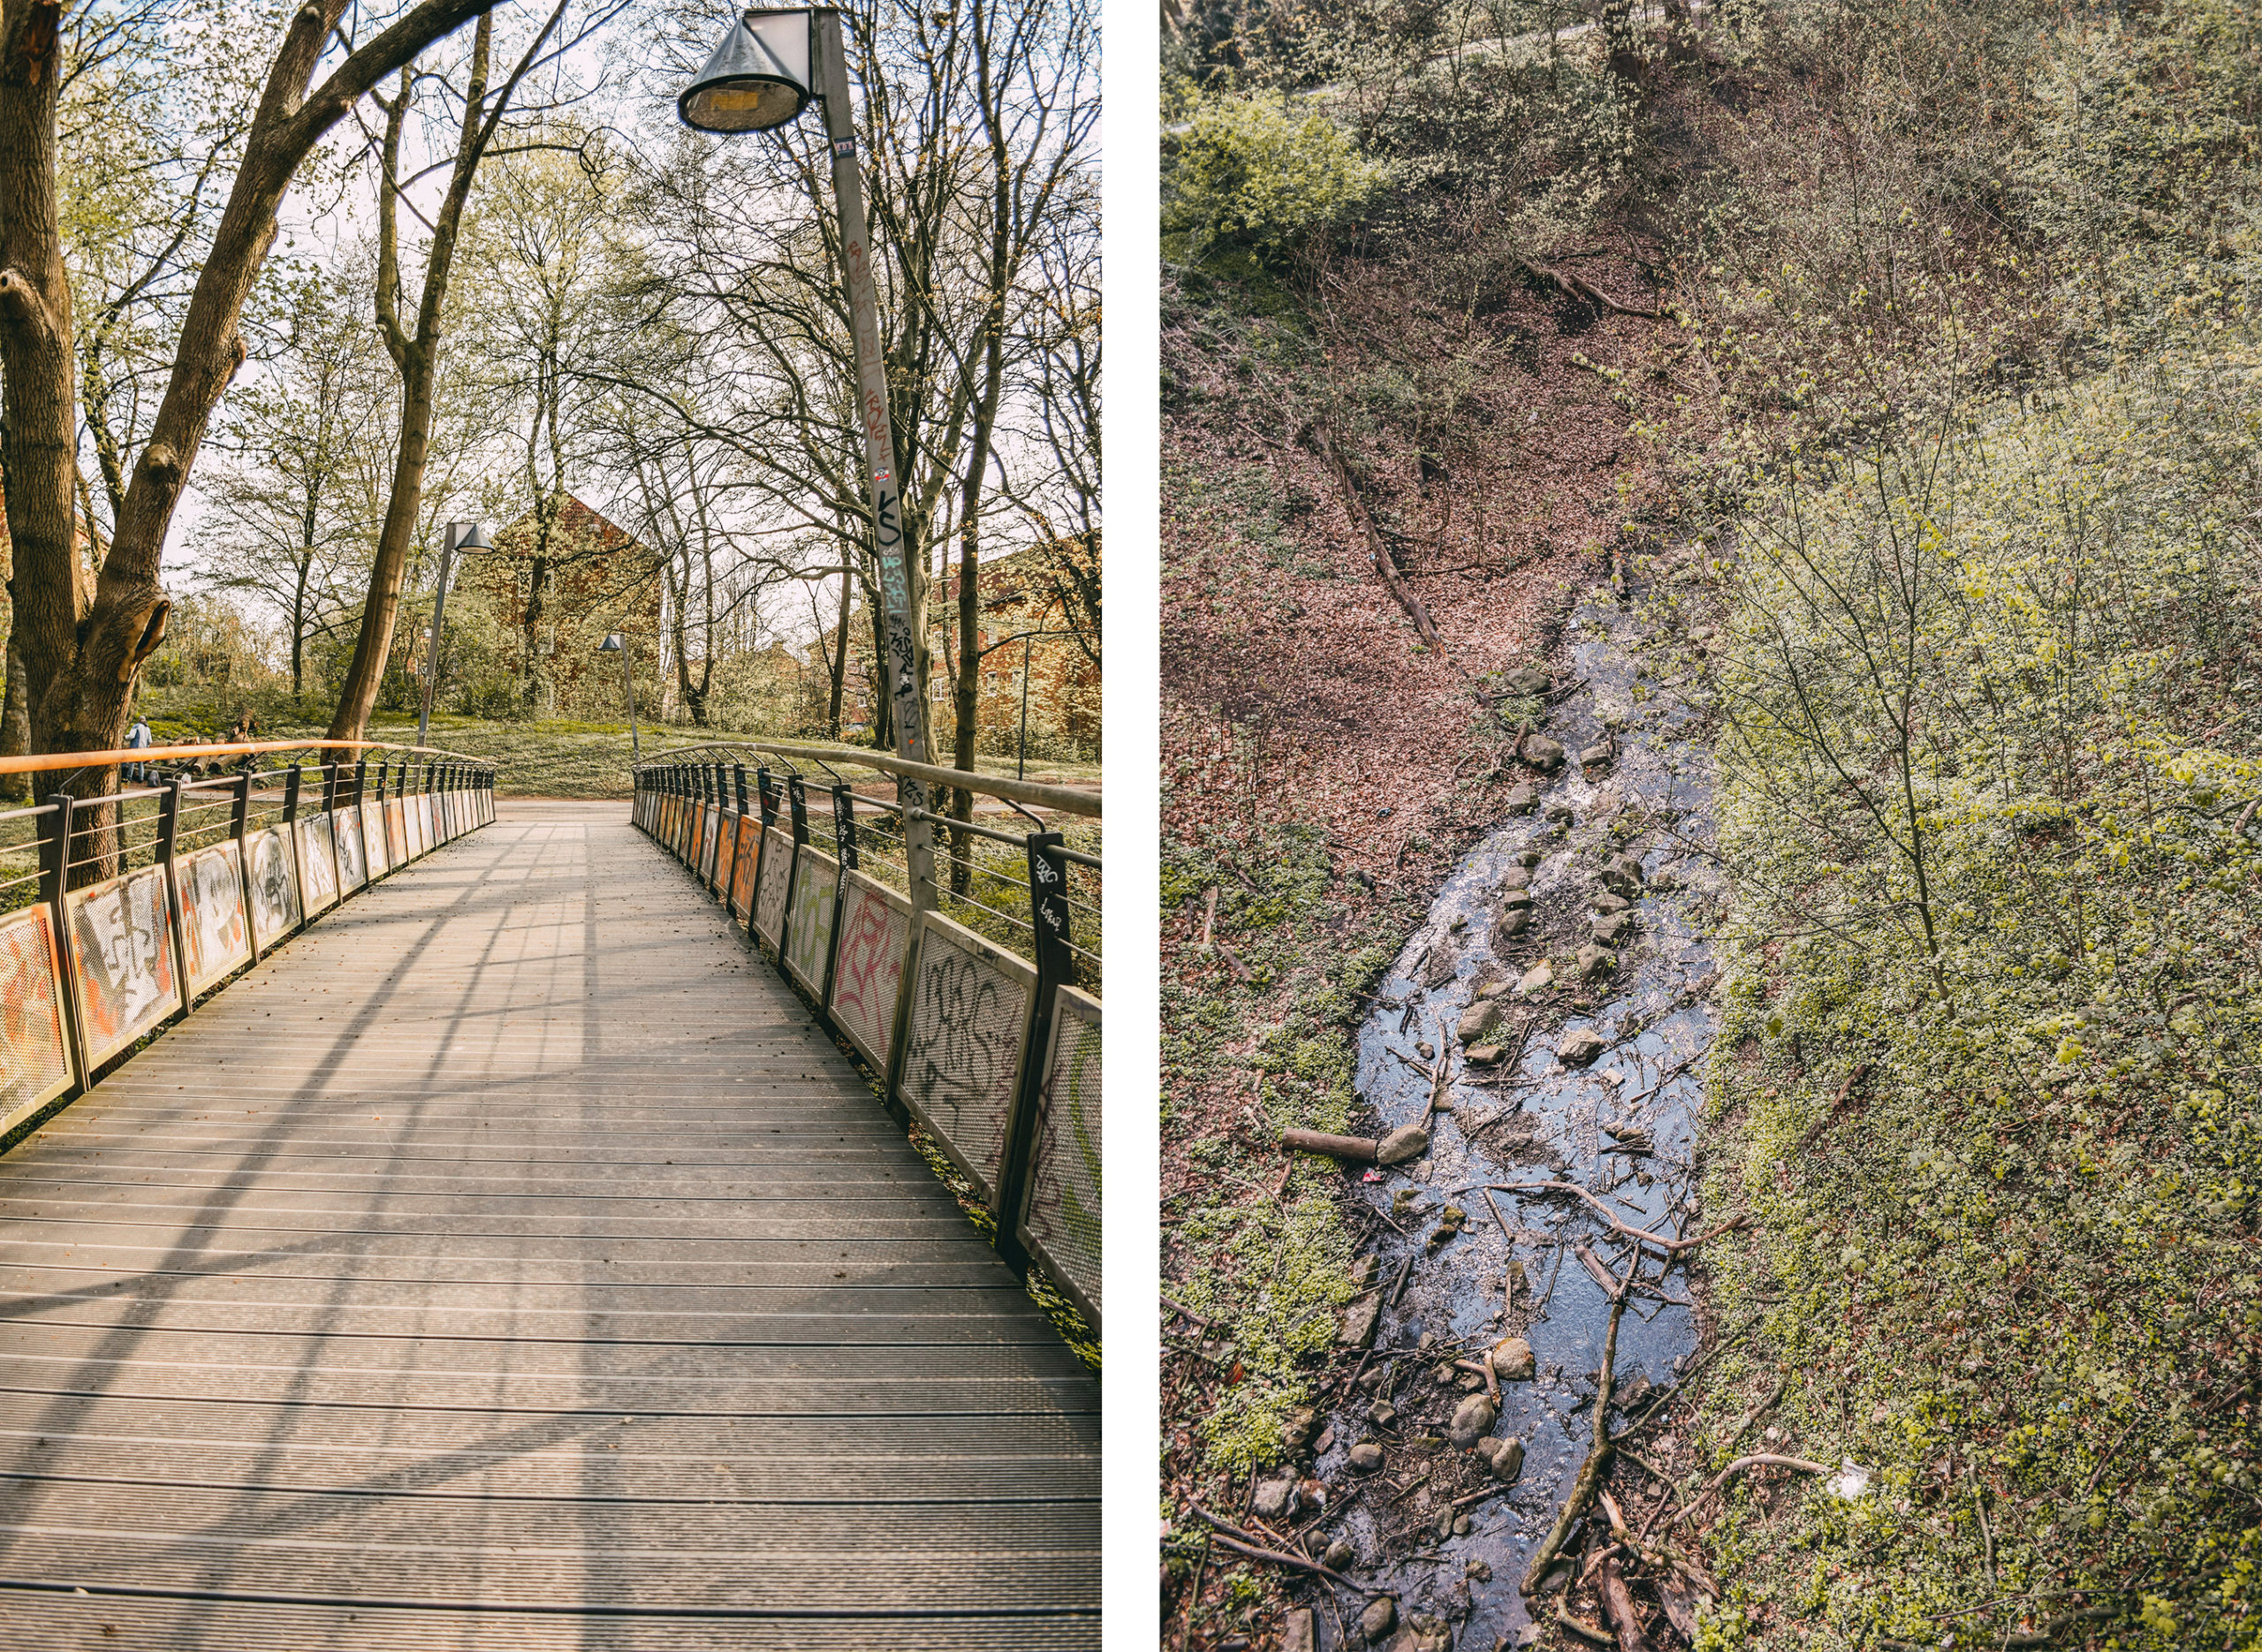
left=1309, top=571, right=1726, bottom=1650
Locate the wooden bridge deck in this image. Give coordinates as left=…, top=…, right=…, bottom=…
left=0, top=801, right=1099, bottom=1650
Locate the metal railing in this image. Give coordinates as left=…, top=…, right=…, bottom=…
left=634, top=742, right=1102, bottom=1335
left=0, top=739, right=496, bottom=1141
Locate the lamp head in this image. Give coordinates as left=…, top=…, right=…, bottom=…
left=678, top=9, right=815, bottom=133
left=447, top=520, right=492, bottom=553
left=599, top=633, right=625, bottom=654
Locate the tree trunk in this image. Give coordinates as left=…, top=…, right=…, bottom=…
left=0, top=629, right=28, bottom=802
left=328, top=5, right=569, bottom=740
left=7, top=0, right=501, bottom=830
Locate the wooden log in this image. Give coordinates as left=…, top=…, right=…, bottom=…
left=1280, top=1128, right=1381, bottom=1162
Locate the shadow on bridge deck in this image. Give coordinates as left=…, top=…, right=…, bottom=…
left=0, top=800, right=1099, bottom=1649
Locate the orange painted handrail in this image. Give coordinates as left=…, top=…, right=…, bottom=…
left=0, top=737, right=491, bottom=777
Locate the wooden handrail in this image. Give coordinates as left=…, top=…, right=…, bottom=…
left=0, top=737, right=493, bottom=777
left=645, top=739, right=1101, bottom=819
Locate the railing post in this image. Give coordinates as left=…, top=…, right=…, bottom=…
left=321, top=761, right=340, bottom=815
left=156, top=778, right=194, bottom=1015
left=733, top=763, right=749, bottom=814
left=786, top=774, right=808, bottom=845
left=991, top=830, right=1073, bottom=1273
left=39, top=792, right=91, bottom=1089
left=755, top=768, right=777, bottom=828
left=831, top=784, right=858, bottom=870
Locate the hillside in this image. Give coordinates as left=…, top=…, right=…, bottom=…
left=1159, top=4, right=2262, bottom=1649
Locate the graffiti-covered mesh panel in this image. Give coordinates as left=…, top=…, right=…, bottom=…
left=701, top=809, right=722, bottom=884
left=729, top=820, right=759, bottom=920
left=66, top=868, right=178, bottom=1069
left=715, top=811, right=740, bottom=898
left=830, top=876, right=907, bottom=1070
left=177, top=844, right=252, bottom=995
left=361, top=799, right=391, bottom=878
left=752, top=835, right=793, bottom=950
left=1024, top=989, right=1102, bottom=1319
left=246, top=826, right=303, bottom=947
left=383, top=799, right=406, bottom=867
left=0, top=907, right=72, bottom=1128
left=335, top=807, right=368, bottom=892
left=900, top=919, right=1031, bottom=1201
left=298, top=815, right=340, bottom=915
left=784, top=849, right=839, bottom=997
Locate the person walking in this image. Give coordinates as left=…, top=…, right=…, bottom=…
left=125, top=716, right=153, bottom=784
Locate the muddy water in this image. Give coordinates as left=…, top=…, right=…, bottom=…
left=1314, top=578, right=1723, bottom=1649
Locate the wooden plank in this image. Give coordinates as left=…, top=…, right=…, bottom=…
left=0, top=801, right=1098, bottom=1637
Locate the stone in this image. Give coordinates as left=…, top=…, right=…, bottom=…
left=1591, top=910, right=1633, bottom=946
left=1516, top=963, right=1554, bottom=997
left=1516, top=848, right=1543, bottom=868
left=1361, top=1595, right=1397, bottom=1643
left=1578, top=743, right=1613, bottom=770
left=1282, top=1609, right=1317, bottom=1652
left=1465, top=1043, right=1504, bottom=1066
left=1283, top=1406, right=1319, bottom=1451
left=1324, top=1537, right=1355, bottom=1571
left=1466, top=1557, right=1492, bottom=1582
left=1376, top=1124, right=1430, bottom=1164
left=1447, top=1393, right=1498, bottom=1448
left=1496, top=886, right=1533, bottom=911
left=1522, top=736, right=1566, bottom=772
left=1453, top=1514, right=1473, bottom=1537
left=1456, top=999, right=1501, bottom=1044
left=1559, top=1027, right=1605, bottom=1065
left=1252, top=1472, right=1296, bottom=1519
left=1495, top=908, right=1531, bottom=938
left=1315, top=1424, right=1335, bottom=1456
left=1503, top=665, right=1552, bottom=696
left=1490, top=1336, right=1537, bottom=1381
left=1499, top=866, right=1531, bottom=891
left=1486, top=1436, right=1526, bottom=1482
left=1367, top=1399, right=1396, bottom=1428
left=1347, top=1440, right=1385, bottom=1473
left=1576, top=943, right=1618, bottom=981
left=1544, top=798, right=1575, bottom=822
left=1340, top=1296, right=1381, bottom=1347
left=1349, top=1254, right=1380, bottom=1290
left=1593, top=890, right=1630, bottom=915
left=1419, top=940, right=1459, bottom=989
left=1600, top=852, right=1645, bottom=893
left=1472, top=968, right=1512, bottom=999
left=1416, top=1040, right=1436, bottom=1060
left=1505, top=783, right=1538, bottom=815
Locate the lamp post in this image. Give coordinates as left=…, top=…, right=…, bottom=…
left=416, top=519, right=490, bottom=749
left=599, top=633, right=641, bottom=760
left=679, top=8, right=935, bottom=905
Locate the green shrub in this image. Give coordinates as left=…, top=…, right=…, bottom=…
left=1165, top=92, right=1383, bottom=257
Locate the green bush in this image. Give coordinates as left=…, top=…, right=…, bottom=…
left=1164, top=92, right=1383, bottom=257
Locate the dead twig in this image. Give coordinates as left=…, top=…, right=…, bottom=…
left=1794, top=1061, right=1873, bottom=1156
left=1554, top=1603, right=1616, bottom=1647
left=1664, top=1453, right=1830, bottom=1533
left=1461, top=1179, right=1747, bottom=1256
left=1598, top=1551, right=1656, bottom=1652
left=1187, top=1507, right=1376, bottom=1593
left=1520, top=1296, right=1626, bottom=1594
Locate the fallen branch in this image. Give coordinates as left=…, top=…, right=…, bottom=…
left=1522, top=1296, right=1625, bottom=1594
left=1454, top=1357, right=1500, bottom=1404
left=1187, top=1507, right=1374, bottom=1593
left=1598, top=1552, right=1656, bottom=1652
left=1554, top=1604, right=1616, bottom=1647
left=1794, top=1061, right=1873, bottom=1156
left=1666, top=1453, right=1829, bottom=1533
left=1320, top=422, right=1442, bottom=650
left=1461, top=1179, right=1747, bottom=1256
left=1519, top=254, right=1664, bottom=319
left=1279, top=1128, right=1380, bottom=1162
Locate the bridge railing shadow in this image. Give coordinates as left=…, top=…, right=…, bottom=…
left=634, top=742, right=1101, bottom=1341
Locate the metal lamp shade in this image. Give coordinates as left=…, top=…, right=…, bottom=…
left=678, top=9, right=813, bottom=133
left=599, top=633, right=624, bottom=654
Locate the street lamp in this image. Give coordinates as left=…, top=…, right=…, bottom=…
left=599, top=633, right=641, bottom=761
left=679, top=9, right=937, bottom=898
left=417, top=519, right=490, bottom=749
